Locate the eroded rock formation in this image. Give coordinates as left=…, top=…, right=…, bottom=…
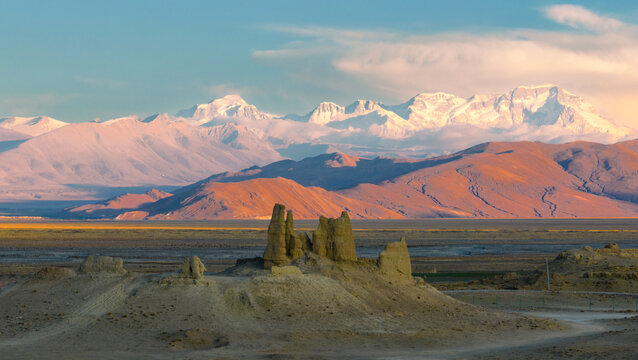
left=78, top=255, right=127, bottom=275
left=323, top=211, right=357, bottom=262
left=312, top=216, right=329, bottom=257
left=262, top=204, right=413, bottom=283
left=378, top=237, right=412, bottom=283
left=285, top=210, right=305, bottom=260
left=264, top=204, right=306, bottom=268
left=182, top=256, right=207, bottom=279
left=310, top=213, right=358, bottom=262
left=263, top=204, right=288, bottom=269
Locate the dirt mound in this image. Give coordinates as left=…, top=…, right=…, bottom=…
left=30, top=267, right=76, bottom=281
left=164, top=328, right=229, bottom=350
left=0, top=239, right=565, bottom=359
left=270, top=265, right=303, bottom=277
left=219, top=257, right=268, bottom=277
left=78, top=255, right=127, bottom=275
left=549, top=243, right=637, bottom=274
left=473, top=244, right=638, bottom=292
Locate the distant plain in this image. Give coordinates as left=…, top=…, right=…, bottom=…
left=2, top=218, right=638, bottom=274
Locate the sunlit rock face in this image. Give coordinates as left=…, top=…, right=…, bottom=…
left=263, top=204, right=289, bottom=269
left=317, top=211, right=357, bottom=262
left=263, top=204, right=318, bottom=269
left=378, top=237, right=412, bottom=283
left=182, top=256, right=206, bottom=279
left=263, top=204, right=413, bottom=282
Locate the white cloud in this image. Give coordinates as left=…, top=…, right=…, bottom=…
left=544, top=4, right=625, bottom=32
left=254, top=5, right=638, bottom=129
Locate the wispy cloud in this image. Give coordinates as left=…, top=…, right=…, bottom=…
left=261, top=25, right=398, bottom=42
left=253, top=46, right=336, bottom=59
left=544, top=4, right=626, bottom=32
left=254, top=5, right=638, bottom=128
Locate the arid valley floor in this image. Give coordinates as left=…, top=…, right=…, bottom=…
left=0, top=219, right=637, bottom=359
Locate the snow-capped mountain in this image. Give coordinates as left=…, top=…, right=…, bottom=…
left=0, top=127, right=30, bottom=142
left=167, top=85, right=631, bottom=158
left=0, top=84, right=633, bottom=201
left=0, top=116, right=68, bottom=137
left=295, top=85, right=630, bottom=141
left=175, top=94, right=273, bottom=124
left=0, top=117, right=283, bottom=200
left=443, top=86, right=625, bottom=134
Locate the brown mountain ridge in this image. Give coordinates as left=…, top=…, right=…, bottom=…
left=69, top=139, right=638, bottom=219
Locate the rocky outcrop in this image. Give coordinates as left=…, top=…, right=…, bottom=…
left=31, top=267, right=76, bottom=281
left=263, top=204, right=359, bottom=267
left=377, top=237, right=412, bottom=283
left=285, top=210, right=305, bottom=260
left=263, top=204, right=307, bottom=268
left=326, top=211, right=357, bottom=262
left=311, top=212, right=357, bottom=262
left=78, top=255, right=127, bottom=275
left=312, top=216, right=329, bottom=257
left=605, top=243, right=620, bottom=251
left=263, top=204, right=414, bottom=284
left=182, top=256, right=207, bottom=279
left=263, top=204, right=289, bottom=269
left=301, top=232, right=313, bottom=254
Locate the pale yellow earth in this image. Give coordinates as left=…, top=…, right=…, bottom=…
left=0, top=255, right=583, bottom=360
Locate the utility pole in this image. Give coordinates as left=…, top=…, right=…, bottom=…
left=545, top=257, right=550, bottom=291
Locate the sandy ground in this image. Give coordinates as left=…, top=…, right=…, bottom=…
left=0, top=268, right=635, bottom=359
left=471, top=313, right=638, bottom=359
left=1, top=222, right=637, bottom=359
left=0, top=256, right=583, bottom=360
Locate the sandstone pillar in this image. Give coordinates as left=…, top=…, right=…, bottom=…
left=263, top=204, right=288, bottom=269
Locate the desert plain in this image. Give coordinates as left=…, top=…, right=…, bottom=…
left=0, top=218, right=637, bottom=359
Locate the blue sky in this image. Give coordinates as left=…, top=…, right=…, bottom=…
left=2, top=1, right=638, bottom=126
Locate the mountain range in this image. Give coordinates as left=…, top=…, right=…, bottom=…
left=67, top=140, right=638, bottom=219
left=0, top=85, right=634, bottom=201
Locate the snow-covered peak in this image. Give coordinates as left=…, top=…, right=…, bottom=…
left=140, top=113, right=174, bottom=124
left=306, top=102, right=346, bottom=125
left=306, top=100, right=386, bottom=125
left=214, top=94, right=248, bottom=106
left=0, top=116, right=68, bottom=136
left=345, top=100, right=381, bottom=114
left=176, top=94, right=273, bottom=123
left=100, top=115, right=141, bottom=125
left=510, top=84, right=574, bottom=95
left=283, top=85, right=630, bottom=142
left=386, top=92, right=464, bottom=128
left=204, top=122, right=275, bottom=152
left=439, top=85, right=630, bottom=138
